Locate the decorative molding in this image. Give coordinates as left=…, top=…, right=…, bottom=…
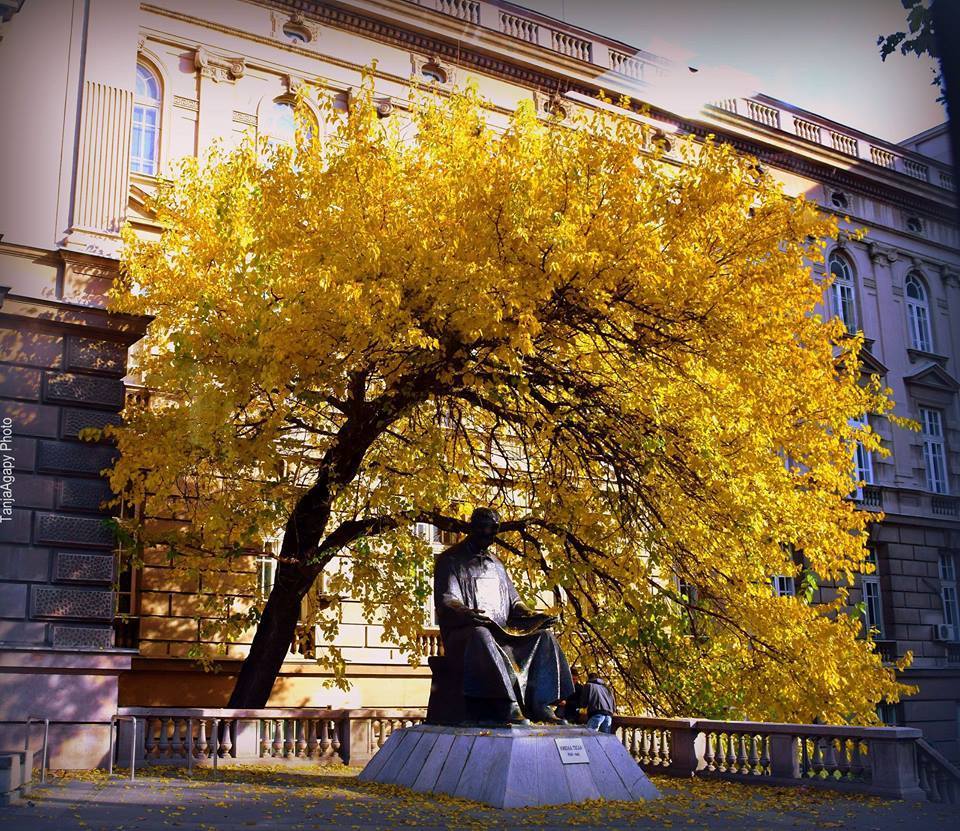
left=271, top=9, right=321, bottom=43
left=65, top=82, right=133, bottom=256
left=193, top=46, right=245, bottom=83
left=284, top=73, right=307, bottom=95
left=410, top=52, right=458, bottom=86
left=232, top=110, right=257, bottom=126
left=375, top=96, right=396, bottom=118
left=173, top=95, right=199, bottom=111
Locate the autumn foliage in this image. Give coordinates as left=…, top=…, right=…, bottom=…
left=109, top=75, right=911, bottom=720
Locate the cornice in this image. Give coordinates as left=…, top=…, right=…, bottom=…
left=147, top=1, right=957, bottom=231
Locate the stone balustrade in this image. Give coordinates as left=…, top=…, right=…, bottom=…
left=105, top=707, right=958, bottom=803
left=407, top=2, right=952, bottom=192
left=115, top=707, right=428, bottom=769
left=614, top=716, right=958, bottom=803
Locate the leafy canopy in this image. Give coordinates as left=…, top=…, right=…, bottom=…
left=110, top=75, right=910, bottom=723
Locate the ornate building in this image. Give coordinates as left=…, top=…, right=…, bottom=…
left=0, top=0, right=958, bottom=767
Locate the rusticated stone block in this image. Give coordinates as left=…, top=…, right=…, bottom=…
left=54, top=551, right=113, bottom=584
left=31, top=585, right=113, bottom=620
left=7, top=474, right=56, bottom=509
left=66, top=337, right=127, bottom=376
left=0, top=546, right=50, bottom=581
left=0, top=620, right=47, bottom=644
left=42, top=373, right=124, bottom=410
left=11, top=436, right=36, bottom=471
left=0, top=510, right=30, bottom=544
left=58, top=479, right=113, bottom=512
left=0, top=401, right=58, bottom=437
left=0, top=583, right=27, bottom=617
left=60, top=408, right=122, bottom=440
left=0, top=327, right=63, bottom=369
left=34, top=512, right=115, bottom=549
left=0, top=366, right=41, bottom=401
left=51, top=624, right=113, bottom=649
left=37, top=440, right=117, bottom=477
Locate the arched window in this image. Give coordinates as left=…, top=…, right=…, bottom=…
left=828, top=251, right=857, bottom=334
left=905, top=272, right=932, bottom=352
left=131, top=62, right=161, bottom=175
left=260, top=98, right=316, bottom=152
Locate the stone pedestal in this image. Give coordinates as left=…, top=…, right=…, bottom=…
left=358, top=724, right=660, bottom=808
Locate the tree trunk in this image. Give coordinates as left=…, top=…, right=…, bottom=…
left=227, top=562, right=316, bottom=707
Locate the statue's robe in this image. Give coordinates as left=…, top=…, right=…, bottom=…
left=433, top=539, right=574, bottom=714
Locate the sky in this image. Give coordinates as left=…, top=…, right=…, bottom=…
left=517, top=0, right=945, bottom=143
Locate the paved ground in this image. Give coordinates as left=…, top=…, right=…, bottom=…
left=1, top=765, right=955, bottom=830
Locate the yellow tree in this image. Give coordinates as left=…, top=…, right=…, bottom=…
left=108, top=77, right=911, bottom=719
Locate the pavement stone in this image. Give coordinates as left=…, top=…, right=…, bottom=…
left=0, top=764, right=955, bottom=830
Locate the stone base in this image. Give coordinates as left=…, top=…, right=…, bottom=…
left=358, top=724, right=660, bottom=808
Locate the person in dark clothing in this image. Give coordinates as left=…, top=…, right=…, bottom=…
left=582, top=672, right=615, bottom=733
left=555, top=667, right=584, bottom=724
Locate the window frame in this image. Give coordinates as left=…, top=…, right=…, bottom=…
left=905, top=272, right=933, bottom=352
left=919, top=406, right=949, bottom=495
left=828, top=250, right=858, bottom=334
left=940, top=552, right=958, bottom=641
left=131, top=61, right=162, bottom=176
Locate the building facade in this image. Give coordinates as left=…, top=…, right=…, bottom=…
left=0, top=0, right=958, bottom=767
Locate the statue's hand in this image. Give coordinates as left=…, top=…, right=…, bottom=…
left=466, top=608, right=493, bottom=625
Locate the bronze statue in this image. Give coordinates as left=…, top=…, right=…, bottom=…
left=427, top=507, right=575, bottom=725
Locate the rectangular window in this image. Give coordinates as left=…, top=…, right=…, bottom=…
left=773, top=575, right=796, bottom=597
left=849, top=414, right=874, bottom=496
left=941, top=552, right=958, bottom=641
left=832, top=281, right=856, bottom=334
left=920, top=407, right=949, bottom=494
left=256, top=540, right=279, bottom=598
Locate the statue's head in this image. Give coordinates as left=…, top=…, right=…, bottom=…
left=469, top=507, right=500, bottom=548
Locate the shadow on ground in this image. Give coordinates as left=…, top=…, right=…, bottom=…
left=3, top=764, right=956, bottom=830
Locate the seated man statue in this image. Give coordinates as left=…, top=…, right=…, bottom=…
left=430, top=507, right=575, bottom=725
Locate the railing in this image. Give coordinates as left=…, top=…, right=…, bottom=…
left=870, top=146, right=898, bottom=169
left=903, top=158, right=930, bottom=182
left=613, top=717, right=939, bottom=801
left=916, top=738, right=960, bottom=804
left=435, top=0, right=479, bottom=24
left=831, top=132, right=858, bottom=156
left=500, top=11, right=537, bottom=42
left=858, top=485, right=883, bottom=510
left=794, top=118, right=821, bottom=143
left=931, top=496, right=959, bottom=517
left=940, top=171, right=954, bottom=190
left=609, top=50, right=646, bottom=81
left=550, top=30, right=591, bottom=62
left=114, top=707, right=427, bottom=769
left=745, top=100, right=780, bottom=129
left=417, top=627, right=444, bottom=656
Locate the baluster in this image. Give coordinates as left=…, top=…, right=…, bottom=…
left=296, top=719, right=308, bottom=758
left=747, top=734, right=760, bottom=774
left=810, top=737, right=824, bottom=776
left=724, top=732, right=737, bottom=772
left=927, top=763, right=942, bottom=802
left=736, top=733, right=748, bottom=773
left=157, top=717, right=171, bottom=758
left=640, top=729, right=651, bottom=765
left=797, top=736, right=808, bottom=777
left=197, top=719, right=209, bottom=760
left=307, top=719, right=319, bottom=759
left=259, top=720, right=271, bottom=757
left=330, top=720, right=342, bottom=761
left=849, top=739, right=864, bottom=778
left=836, top=738, right=851, bottom=778
left=284, top=719, right=295, bottom=757
left=220, top=719, right=233, bottom=759
left=822, top=736, right=838, bottom=778
left=176, top=717, right=186, bottom=759
left=145, top=717, right=159, bottom=759
left=703, top=731, right=715, bottom=771
left=658, top=730, right=671, bottom=766
left=320, top=719, right=333, bottom=758
left=374, top=720, right=384, bottom=748
left=272, top=719, right=283, bottom=758
left=759, top=734, right=770, bottom=774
